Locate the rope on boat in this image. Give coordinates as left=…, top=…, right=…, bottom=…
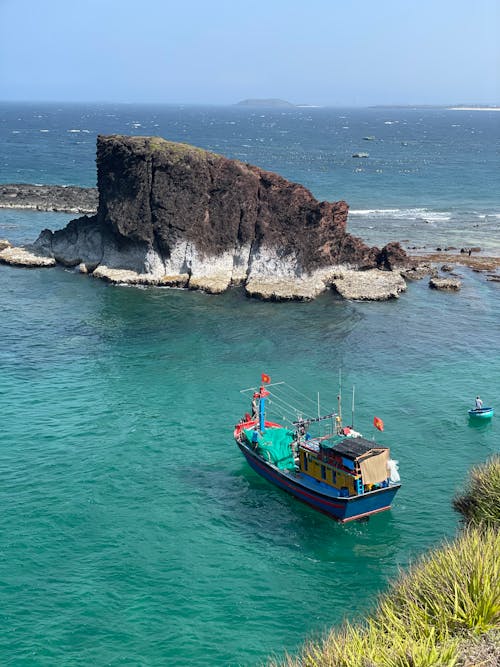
left=266, top=390, right=305, bottom=420
left=264, top=382, right=337, bottom=426
left=239, top=379, right=338, bottom=429
left=280, top=382, right=319, bottom=409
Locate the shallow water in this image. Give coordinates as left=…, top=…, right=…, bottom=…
left=1, top=247, right=498, bottom=665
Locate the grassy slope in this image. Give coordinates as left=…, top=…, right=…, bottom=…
left=270, top=455, right=500, bottom=667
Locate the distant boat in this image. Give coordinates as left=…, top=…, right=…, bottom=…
left=363, top=136, right=376, bottom=141
left=352, top=152, right=369, bottom=158
left=468, top=407, right=494, bottom=419
left=234, top=375, right=401, bottom=523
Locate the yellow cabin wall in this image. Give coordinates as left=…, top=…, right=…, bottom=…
left=299, top=450, right=357, bottom=495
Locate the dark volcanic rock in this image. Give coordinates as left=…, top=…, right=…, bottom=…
left=0, top=184, right=97, bottom=214
left=94, top=135, right=378, bottom=270
left=23, top=135, right=409, bottom=299
left=375, top=241, right=412, bottom=270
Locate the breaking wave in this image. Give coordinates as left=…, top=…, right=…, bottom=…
left=349, top=208, right=452, bottom=222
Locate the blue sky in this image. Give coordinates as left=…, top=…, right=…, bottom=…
left=0, top=0, right=498, bottom=105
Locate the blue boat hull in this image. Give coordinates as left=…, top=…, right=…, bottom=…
left=238, top=441, right=400, bottom=523
left=468, top=407, right=494, bottom=419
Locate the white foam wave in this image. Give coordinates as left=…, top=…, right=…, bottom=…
left=349, top=208, right=452, bottom=221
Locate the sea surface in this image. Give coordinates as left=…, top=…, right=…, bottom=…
left=0, top=104, right=499, bottom=666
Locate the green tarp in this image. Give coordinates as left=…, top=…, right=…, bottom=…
left=244, top=427, right=296, bottom=470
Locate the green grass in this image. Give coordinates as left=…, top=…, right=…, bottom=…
left=453, top=455, right=500, bottom=528
left=146, top=136, right=220, bottom=161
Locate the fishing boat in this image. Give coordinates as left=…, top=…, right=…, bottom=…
left=468, top=407, right=494, bottom=419
left=234, top=374, right=401, bottom=523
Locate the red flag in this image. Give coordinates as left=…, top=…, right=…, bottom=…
left=261, top=373, right=271, bottom=384
left=373, top=416, right=384, bottom=431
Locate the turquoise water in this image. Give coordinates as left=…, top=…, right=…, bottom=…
left=1, top=105, right=499, bottom=665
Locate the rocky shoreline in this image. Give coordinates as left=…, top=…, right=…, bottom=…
left=4, top=234, right=495, bottom=296
left=2, top=237, right=497, bottom=298
left=409, top=251, right=500, bottom=273
left=0, top=183, right=98, bottom=214
left=0, top=236, right=409, bottom=300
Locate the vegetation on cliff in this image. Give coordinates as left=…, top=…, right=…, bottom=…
left=270, top=456, right=500, bottom=666
left=145, top=136, right=219, bottom=162
left=453, top=455, right=500, bottom=529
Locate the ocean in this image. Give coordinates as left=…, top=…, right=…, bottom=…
left=0, top=103, right=499, bottom=666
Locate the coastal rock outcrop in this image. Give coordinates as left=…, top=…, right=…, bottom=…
left=429, top=276, right=462, bottom=291
left=332, top=269, right=407, bottom=300
left=402, top=263, right=438, bottom=280
left=0, top=244, right=56, bottom=267
left=6, top=135, right=410, bottom=300
left=0, top=184, right=98, bottom=214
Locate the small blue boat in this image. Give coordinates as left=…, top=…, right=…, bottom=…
left=234, top=375, right=401, bottom=523
left=468, top=407, right=494, bottom=419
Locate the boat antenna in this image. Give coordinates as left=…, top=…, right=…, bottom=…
left=337, top=369, right=343, bottom=433
left=351, top=385, right=355, bottom=429
left=337, top=368, right=342, bottom=423
left=317, top=392, right=321, bottom=436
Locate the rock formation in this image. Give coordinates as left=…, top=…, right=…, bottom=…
left=429, top=276, right=462, bottom=291
left=0, top=184, right=97, bottom=214
left=0, top=244, right=56, bottom=267
left=2, top=135, right=411, bottom=300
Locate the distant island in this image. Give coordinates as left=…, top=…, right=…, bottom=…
left=236, top=98, right=296, bottom=108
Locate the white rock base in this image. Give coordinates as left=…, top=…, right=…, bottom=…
left=0, top=246, right=56, bottom=267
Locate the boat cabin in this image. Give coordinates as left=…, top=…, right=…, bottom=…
left=298, top=436, right=390, bottom=497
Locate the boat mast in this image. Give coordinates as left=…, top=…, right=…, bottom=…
left=257, top=373, right=272, bottom=433
left=258, top=385, right=270, bottom=432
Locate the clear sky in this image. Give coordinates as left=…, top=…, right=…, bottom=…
left=0, top=0, right=498, bottom=105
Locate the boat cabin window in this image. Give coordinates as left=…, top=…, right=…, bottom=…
left=321, top=465, right=326, bottom=480
left=303, top=455, right=308, bottom=471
